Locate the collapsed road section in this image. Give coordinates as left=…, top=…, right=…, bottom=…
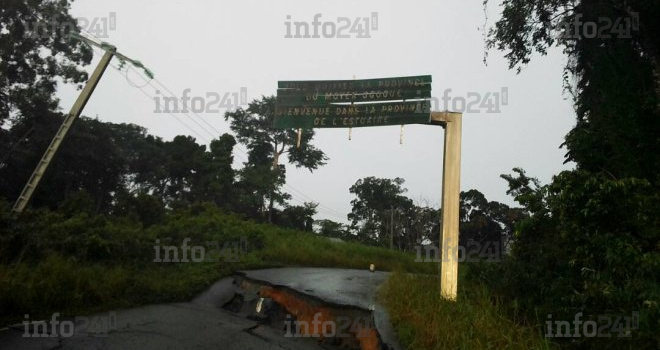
left=203, top=268, right=402, bottom=350
left=224, top=276, right=380, bottom=349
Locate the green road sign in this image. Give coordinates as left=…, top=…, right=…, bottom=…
left=274, top=101, right=431, bottom=129
left=278, top=75, right=431, bottom=92
left=274, top=75, right=432, bottom=129
left=276, top=87, right=431, bottom=106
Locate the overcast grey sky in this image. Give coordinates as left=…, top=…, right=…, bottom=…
left=57, top=0, right=575, bottom=223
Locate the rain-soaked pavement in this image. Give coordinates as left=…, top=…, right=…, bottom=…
left=0, top=268, right=402, bottom=350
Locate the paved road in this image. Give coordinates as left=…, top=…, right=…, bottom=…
left=0, top=268, right=401, bottom=350
left=240, top=267, right=388, bottom=310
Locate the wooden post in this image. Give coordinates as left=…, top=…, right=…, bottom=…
left=12, top=50, right=115, bottom=213
left=431, top=112, right=462, bottom=300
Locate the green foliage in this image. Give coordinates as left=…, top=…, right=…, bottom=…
left=0, top=0, right=93, bottom=126
left=348, top=177, right=413, bottom=244
left=0, top=254, right=234, bottom=325
left=0, top=201, right=432, bottom=325
left=1, top=116, right=127, bottom=211
left=1, top=115, right=244, bottom=218
left=224, top=96, right=328, bottom=222
left=473, top=170, right=660, bottom=349
left=379, top=271, right=552, bottom=350
left=486, top=0, right=660, bottom=181
left=484, top=1, right=660, bottom=348
left=348, top=177, right=516, bottom=253
left=459, top=189, right=524, bottom=255
left=112, top=191, right=166, bottom=227
left=316, top=219, right=354, bottom=241
left=204, top=134, right=237, bottom=208
left=276, top=202, right=317, bottom=231
left=224, top=96, right=327, bottom=171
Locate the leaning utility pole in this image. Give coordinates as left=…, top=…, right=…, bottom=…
left=12, top=33, right=153, bottom=214
left=11, top=49, right=115, bottom=213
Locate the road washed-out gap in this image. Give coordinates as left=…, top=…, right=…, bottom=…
left=223, top=274, right=390, bottom=350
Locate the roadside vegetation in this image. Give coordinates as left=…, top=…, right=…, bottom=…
left=0, top=200, right=433, bottom=326
left=380, top=0, right=660, bottom=349
left=379, top=270, right=552, bottom=350
left=1, top=1, right=658, bottom=349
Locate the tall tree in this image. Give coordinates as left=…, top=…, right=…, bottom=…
left=224, top=96, right=327, bottom=222
left=459, top=189, right=522, bottom=256
left=486, top=0, right=660, bottom=182
left=277, top=202, right=318, bottom=231
left=348, top=177, right=413, bottom=246
left=162, top=135, right=207, bottom=205
left=486, top=3, right=660, bottom=347
left=201, top=134, right=237, bottom=208
left=1, top=0, right=95, bottom=209
left=0, top=0, right=92, bottom=126
left=0, top=116, right=125, bottom=212
left=407, top=204, right=440, bottom=249
left=316, top=219, right=353, bottom=241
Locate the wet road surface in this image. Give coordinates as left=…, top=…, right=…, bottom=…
left=0, top=268, right=401, bottom=350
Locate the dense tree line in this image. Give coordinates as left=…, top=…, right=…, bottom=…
left=0, top=1, right=518, bottom=247
left=0, top=110, right=326, bottom=230
left=317, top=176, right=522, bottom=254
left=0, top=0, right=327, bottom=231
left=480, top=0, right=660, bottom=348
left=0, top=0, right=523, bottom=251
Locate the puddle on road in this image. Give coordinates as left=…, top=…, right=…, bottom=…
left=223, top=275, right=388, bottom=350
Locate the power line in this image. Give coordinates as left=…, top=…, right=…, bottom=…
left=100, top=51, right=209, bottom=141
left=84, top=40, right=347, bottom=221
left=284, top=184, right=346, bottom=217
left=128, top=67, right=223, bottom=142
left=120, top=63, right=344, bottom=218
left=287, top=196, right=345, bottom=221
left=108, top=59, right=341, bottom=215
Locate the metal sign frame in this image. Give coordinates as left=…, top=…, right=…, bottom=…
left=275, top=77, right=462, bottom=300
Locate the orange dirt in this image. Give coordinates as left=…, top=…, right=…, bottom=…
left=260, top=286, right=380, bottom=350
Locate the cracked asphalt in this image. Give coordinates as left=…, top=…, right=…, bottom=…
left=0, top=268, right=400, bottom=350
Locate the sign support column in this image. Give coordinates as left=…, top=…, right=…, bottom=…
left=432, top=111, right=462, bottom=300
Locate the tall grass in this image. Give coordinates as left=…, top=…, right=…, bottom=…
left=259, top=228, right=435, bottom=273
left=378, top=270, right=554, bottom=350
